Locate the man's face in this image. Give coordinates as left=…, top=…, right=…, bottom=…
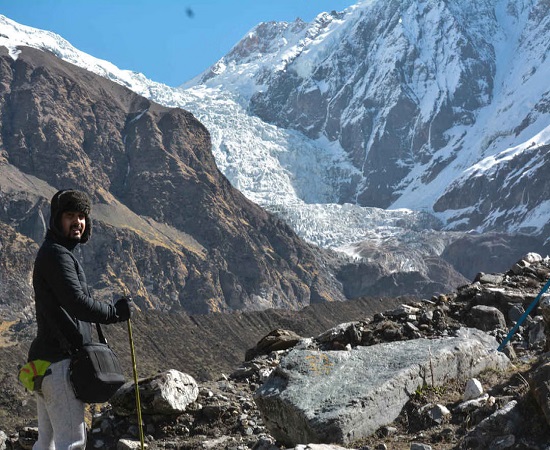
left=60, top=211, right=86, bottom=241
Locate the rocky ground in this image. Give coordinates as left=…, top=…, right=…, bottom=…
left=3, top=253, right=550, bottom=449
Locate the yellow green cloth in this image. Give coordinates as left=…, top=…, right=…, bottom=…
left=18, top=360, right=51, bottom=391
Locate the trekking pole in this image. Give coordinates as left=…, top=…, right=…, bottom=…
left=497, top=277, right=550, bottom=352
left=127, top=317, right=145, bottom=450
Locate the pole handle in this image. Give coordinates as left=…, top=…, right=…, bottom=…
left=127, top=318, right=145, bottom=450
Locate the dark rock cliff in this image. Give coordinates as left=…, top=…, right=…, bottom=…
left=0, top=45, right=344, bottom=315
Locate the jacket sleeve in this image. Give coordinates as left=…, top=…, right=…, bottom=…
left=39, top=245, right=120, bottom=324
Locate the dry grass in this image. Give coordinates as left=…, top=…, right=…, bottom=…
left=93, top=202, right=206, bottom=255
left=0, top=320, right=18, bottom=348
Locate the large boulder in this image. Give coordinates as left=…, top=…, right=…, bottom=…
left=111, top=369, right=198, bottom=416
left=461, top=400, right=521, bottom=449
left=530, top=355, right=550, bottom=428
left=245, top=329, right=303, bottom=361
left=467, top=305, right=507, bottom=331
left=254, top=328, right=510, bottom=446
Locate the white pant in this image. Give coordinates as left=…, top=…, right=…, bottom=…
left=33, top=359, right=86, bottom=450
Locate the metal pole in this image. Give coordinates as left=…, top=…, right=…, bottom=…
left=127, top=317, right=145, bottom=450
left=497, top=277, right=550, bottom=352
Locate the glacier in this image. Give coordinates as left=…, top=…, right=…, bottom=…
left=0, top=12, right=439, bottom=257
left=1, top=0, right=549, bottom=259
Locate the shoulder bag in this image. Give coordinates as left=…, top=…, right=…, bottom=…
left=69, top=322, right=126, bottom=403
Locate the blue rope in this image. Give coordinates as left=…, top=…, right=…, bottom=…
left=497, top=277, right=550, bottom=352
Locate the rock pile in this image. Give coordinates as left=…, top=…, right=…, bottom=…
left=253, top=328, right=509, bottom=446
left=3, top=253, right=550, bottom=449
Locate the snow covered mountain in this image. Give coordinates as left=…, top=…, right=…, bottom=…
left=1, top=0, right=549, bottom=262
left=190, top=0, right=550, bottom=236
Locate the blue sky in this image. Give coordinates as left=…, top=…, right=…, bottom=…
left=2, top=1, right=355, bottom=87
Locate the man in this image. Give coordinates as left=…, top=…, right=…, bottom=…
left=29, top=189, right=131, bottom=450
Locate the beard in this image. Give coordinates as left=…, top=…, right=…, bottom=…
left=66, top=225, right=84, bottom=241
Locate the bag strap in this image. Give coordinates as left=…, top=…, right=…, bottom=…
left=95, top=323, right=108, bottom=345
left=50, top=320, right=108, bottom=353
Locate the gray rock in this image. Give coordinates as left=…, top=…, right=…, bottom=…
left=463, top=378, right=484, bottom=401
left=462, top=401, right=520, bottom=449
left=201, top=436, right=234, bottom=449
left=480, top=287, right=530, bottom=306
left=410, top=444, right=432, bottom=450
left=386, top=304, right=421, bottom=318
left=507, top=304, right=524, bottom=324
left=245, top=329, right=303, bottom=361
left=539, top=295, right=550, bottom=323
left=111, top=369, right=198, bottom=416
left=117, top=439, right=147, bottom=450
left=530, top=357, right=550, bottom=427
left=0, top=430, right=7, bottom=450
left=315, top=322, right=362, bottom=346
left=467, top=305, right=506, bottom=331
left=293, top=445, right=353, bottom=450
left=255, top=328, right=509, bottom=446
left=523, top=253, right=543, bottom=264
left=425, top=404, right=450, bottom=424
left=475, top=273, right=504, bottom=285
left=489, top=434, right=515, bottom=449
left=17, top=427, right=38, bottom=450
left=528, top=316, right=546, bottom=348
left=455, top=393, right=492, bottom=413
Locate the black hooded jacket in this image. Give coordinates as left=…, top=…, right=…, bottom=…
left=28, top=191, right=120, bottom=363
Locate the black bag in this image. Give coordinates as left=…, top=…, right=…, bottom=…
left=69, top=323, right=125, bottom=403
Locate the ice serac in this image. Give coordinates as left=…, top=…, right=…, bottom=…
left=192, top=0, right=550, bottom=238
left=254, top=328, right=510, bottom=446
left=2, top=0, right=550, bottom=296
left=4, top=2, right=550, bottom=248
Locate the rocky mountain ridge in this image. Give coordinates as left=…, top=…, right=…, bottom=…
left=1, top=28, right=535, bottom=323
left=0, top=45, right=344, bottom=316
left=2, top=5, right=550, bottom=306
left=2, top=253, right=550, bottom=449
left=197, top=0, right=550, bottom=238
left=0, top=5, right=549, bottom=448
left=3, top=3, right=549, bottom=258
